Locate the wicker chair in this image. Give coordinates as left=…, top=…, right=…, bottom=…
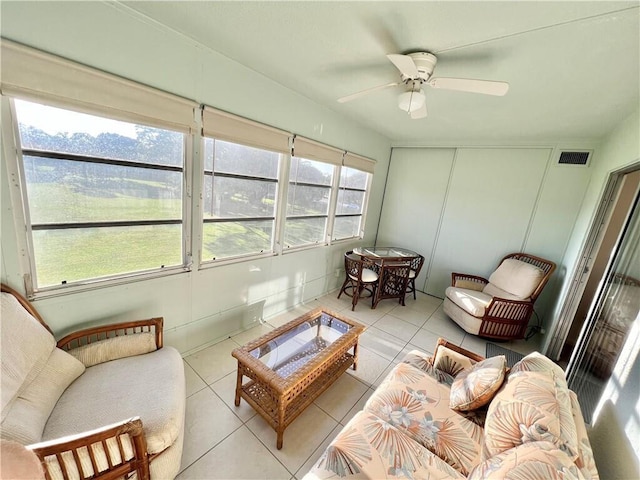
left=0, top=283, right=185, bottom=480
left=442, top=253, right=556, bottom=340
left=337, top=251, right=379, bottom=310
left=406, top=254, right=425, bottom=300
left=372, top=260, right=412, bottom=309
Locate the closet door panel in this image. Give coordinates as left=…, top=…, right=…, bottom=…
left=427, top=148, right=549, bottom=297
left=377, top=148, right=455, bottom=292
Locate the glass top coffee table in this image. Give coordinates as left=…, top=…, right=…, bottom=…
left=232, top=308, right=365, bottom=449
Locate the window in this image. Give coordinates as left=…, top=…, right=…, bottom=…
left=202, top=138, right=280, bottom=261
left=333, top=166, right=370, bottom=240
left=284, top=157, right=335, bottom=248
left=13, top=99, right=186, bottom=288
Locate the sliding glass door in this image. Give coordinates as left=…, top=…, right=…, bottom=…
left=566, top=172, right=640, bottom=424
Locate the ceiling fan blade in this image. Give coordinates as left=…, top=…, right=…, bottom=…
left=410, top=101, right=428, bottom=119
left=337, top=81, right=399, bottom=103
left=427, top=77, right=509, bottom=96
left=387, top=54, right=419, bottom=78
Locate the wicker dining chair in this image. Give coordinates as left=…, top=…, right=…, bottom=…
left=337, top=251, right=380, bottom=311
left=406, top=254, right=425, bottom=300
left=372, top=260, right=412, bottom=309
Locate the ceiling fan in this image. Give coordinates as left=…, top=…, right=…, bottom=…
left=337, top=52, right=509, bottom=119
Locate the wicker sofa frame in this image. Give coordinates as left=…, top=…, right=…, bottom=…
left=448, top=253, right=556, bottom=340
left=1, top=283, right=172, bottom=480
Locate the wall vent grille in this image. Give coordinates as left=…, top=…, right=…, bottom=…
left=558, top=151, right=591, bottom=166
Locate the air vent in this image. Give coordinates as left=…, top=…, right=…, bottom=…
left=558, top=151, right=591, bottom=166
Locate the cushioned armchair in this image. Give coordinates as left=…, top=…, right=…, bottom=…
left=443, top=253, right=556, bottom=340
left=0, top=283, right=185, bottom=480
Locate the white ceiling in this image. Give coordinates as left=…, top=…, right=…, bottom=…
left=122, top=1, right=639, bottom=145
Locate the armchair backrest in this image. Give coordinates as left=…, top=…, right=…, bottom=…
left=493, top=253, right=556, bottom=302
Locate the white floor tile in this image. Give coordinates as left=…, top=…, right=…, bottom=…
left=210, top=371, right=257, bottom=423
left=358, top=325, right=407, bottom=362
left=422, top=314, right=466, bottom=344
left=407, top=328, right=441, bottom=355
left=385, top=306, right=430, bottom=327
left=346, top=345, right=393, bottom=387
left=313, top=373, right=369, bottom=423
left=177, top=426, right=290, bottom=480
left=180, top=387, right=243, bottom=472
left=185, top=339, right=239, bottom=385
left=184, top=361, right=206, bottom=398
left=246, top=403, right=338, bottom=473
left=460, top=334, right=489, bottom=357
left=372, top=314, right=421, bottom=342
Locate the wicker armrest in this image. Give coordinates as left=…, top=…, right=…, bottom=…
left=451, top=273, right=488, bottom=291
left=485, top=298, right=533, bottom=322
left=434, top=337, right=485, bottom=363
left=28, top=417, right=150, bottom=480
left=57, top=318, right=163, bottom=352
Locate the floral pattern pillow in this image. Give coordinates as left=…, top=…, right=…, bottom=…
left=469, top=441, right=586, bottom=480
left=449, top=355, right=506, bottom=411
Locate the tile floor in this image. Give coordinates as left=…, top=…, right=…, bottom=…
left=177, top=291, right=542, bottom=480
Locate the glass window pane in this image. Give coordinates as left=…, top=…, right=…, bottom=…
left=290, top=157, right=334, bottom=185
left=333, top=216, right=361, bottom=240
left=336, top=189, right=365, bottom=215
left=32, top=225, right=182, bottom=287
left=284, top=217, right=327, bottom=247
left=15, top=100, right=184, bottom=167
left=213, top=139, right=279, bottom=178
left=287, top=184, right=330, bottom=216
left=203, top=176, right=277, bottom=219
left=340, top=167, right=368, bottom=189
left=23, top=156, right=182, bottom=224
left=202, top=220, right=273, bottom=260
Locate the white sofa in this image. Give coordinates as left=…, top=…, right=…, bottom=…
left=0, top=283, right=185, bottom=480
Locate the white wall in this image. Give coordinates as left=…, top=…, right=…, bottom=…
left=0, top=2, right=391, bottom=354
left=377, top=145, right=593, bottom=328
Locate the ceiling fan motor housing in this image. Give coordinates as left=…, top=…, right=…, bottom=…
left=407, top=52, right=437, bottom=81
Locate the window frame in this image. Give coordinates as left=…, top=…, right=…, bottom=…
left=199, top=136, right=283, bottom=265
left=332, top=166, right=372, bottom=242
left=5, top=97, right=193, bottom=297
left=282, top=156, right=337, bottom=251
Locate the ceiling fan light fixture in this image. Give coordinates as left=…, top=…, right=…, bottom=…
left=398, top=89, right=425, bottom=113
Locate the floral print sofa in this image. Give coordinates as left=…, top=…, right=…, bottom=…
left=304, top=338, right=598, bottom=480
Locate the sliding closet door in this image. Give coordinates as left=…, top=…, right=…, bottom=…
left=426, top=148, right=549, bottom=297
left=377, top=148, right=455, bottom=292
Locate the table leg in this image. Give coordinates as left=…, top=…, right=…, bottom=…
left=352, top=342, right=359, bottom=371
left=277, top=404, right=285, bottom=449
left=234, top=366, right=242, bottom=406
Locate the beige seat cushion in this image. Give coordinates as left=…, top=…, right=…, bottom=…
left=348, top=267, right=378, bottom=283
left=43, top=347, right=185, bottom=455
left=482, top=283, right=528, bottom=301
left=445, top=287, right=492, bottom=317
left=487, top=259, right=544, bottom=300
left=443, top=298, right=483, bottom=335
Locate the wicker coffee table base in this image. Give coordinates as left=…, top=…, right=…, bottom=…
left=234, top=344, right=359, bottom=449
